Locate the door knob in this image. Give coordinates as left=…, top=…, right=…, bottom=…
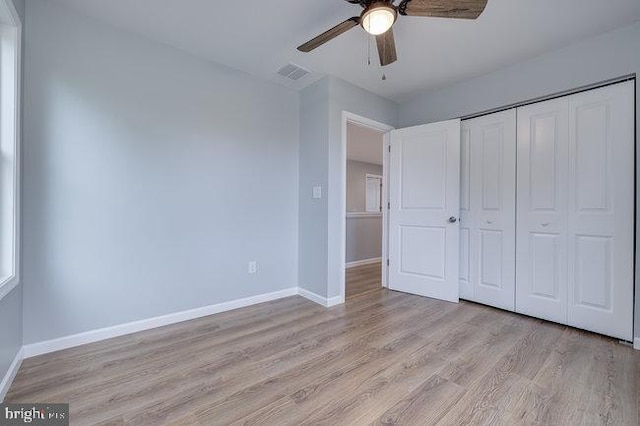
left=448, top=216, right=458, bottom=223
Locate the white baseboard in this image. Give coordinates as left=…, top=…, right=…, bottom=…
left=23, top=287, right=298, bottom=358
left=634, top=337, right=640, bottom=350
left=346, top=257, right=382, bottom=269
left=325, top=295, right=344, bottom=307
left=0, top=348, right=23, bottom=402
left=297, top=288, right=344, bottom=308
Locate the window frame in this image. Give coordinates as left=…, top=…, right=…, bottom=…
left=0, top=0, right=21, bottom=301
left=365, top=173, right=383, bottom=213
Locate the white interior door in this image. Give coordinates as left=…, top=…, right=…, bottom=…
left=461, top=110, right=517, bottom=311
left=516, top=97, right=570, bottom=324
left=566, top=82, right=634, bottom=341
left=388, top=119, right=461, bottom=302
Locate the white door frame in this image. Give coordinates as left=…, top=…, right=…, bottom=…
left=340, top=111, right=395, bottom=302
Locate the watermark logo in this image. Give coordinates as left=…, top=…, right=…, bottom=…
left=0, top=404, right=68, bottom=425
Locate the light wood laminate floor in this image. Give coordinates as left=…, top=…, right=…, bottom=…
left=7, top=290, right=639, bottom=425
left=346, top=262, right=382, bottom=299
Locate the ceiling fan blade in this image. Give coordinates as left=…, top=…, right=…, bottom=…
left=297, top=17, right=360, bottom=52
left=401, top=0, right=488, bottom=20
left=376, top=28, right=397, bottom=67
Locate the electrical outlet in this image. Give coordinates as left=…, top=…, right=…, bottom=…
left=248, top=261, right=257, bottom=274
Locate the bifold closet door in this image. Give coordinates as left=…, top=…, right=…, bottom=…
left=460, top=110, right=517, bottom=310
left=516, top=97, right=570, bottom=324
left=566, top=82, right=634, bottom=341
left=516, top=80, right=634, bottom=340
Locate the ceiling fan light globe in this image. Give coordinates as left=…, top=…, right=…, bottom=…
left=361, top=5, right=397, bottom=36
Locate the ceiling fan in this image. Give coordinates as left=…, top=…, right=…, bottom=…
left=298, top=0, right=488, bottom=67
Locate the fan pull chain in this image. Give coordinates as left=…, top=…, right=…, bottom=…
left=367, top=34, right=371, bottom=66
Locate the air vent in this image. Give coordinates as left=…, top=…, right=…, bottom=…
left=276, top=63, right=310, bottom=81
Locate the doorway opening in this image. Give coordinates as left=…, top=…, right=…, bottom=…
left=342, top=113, right=393, bottom=300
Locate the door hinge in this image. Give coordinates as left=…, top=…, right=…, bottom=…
left=387, top=202, right=390, bottom=210
left=388, top=145, right=391, bottom=153
left=387, top=259, right=390, bottom=266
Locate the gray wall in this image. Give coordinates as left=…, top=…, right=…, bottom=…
left=346, top=217, right=382, bottom=263
left=0, top=0, right=24, bottom=396
left=399, top=21, right=640, bottom=340
left=346, top=160, right=383, bottom=263
left=400, top=22, right=640, bottom=127
left=299, top=76, right=397, bottom=298
left=298, top=79, right=330, bottom=298
left=8, top=0, right=21, bottom=20
left=22, top=0, right=300, bottom=344
left=346, top=160, right=382, bottom=213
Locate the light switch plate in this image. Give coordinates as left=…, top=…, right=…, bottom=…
left=312, top=186, right=322, bottom=199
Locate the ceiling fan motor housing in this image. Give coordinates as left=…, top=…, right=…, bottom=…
left=360, top=1, right=398, bottom=35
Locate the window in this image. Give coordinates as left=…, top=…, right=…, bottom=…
left=365, top=174, right=382, bottom=213
left=0, top=0, right=20, bottom=301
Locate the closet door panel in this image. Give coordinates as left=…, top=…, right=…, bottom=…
left=479, top=229, right=503, bottom=288
left=529, top=232, right=561, bottom=300
left=459, top=127, right=474, bottom=300
left=461, top=110, right=516, bottom=310
left=516, top=98, right=569, bottom=324
left=567, top=81, right=634, bottom=341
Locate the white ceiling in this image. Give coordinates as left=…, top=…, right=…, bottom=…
left=52, top=0, right=640, bottom=102
left=347, top=122, right=384, bottom=165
